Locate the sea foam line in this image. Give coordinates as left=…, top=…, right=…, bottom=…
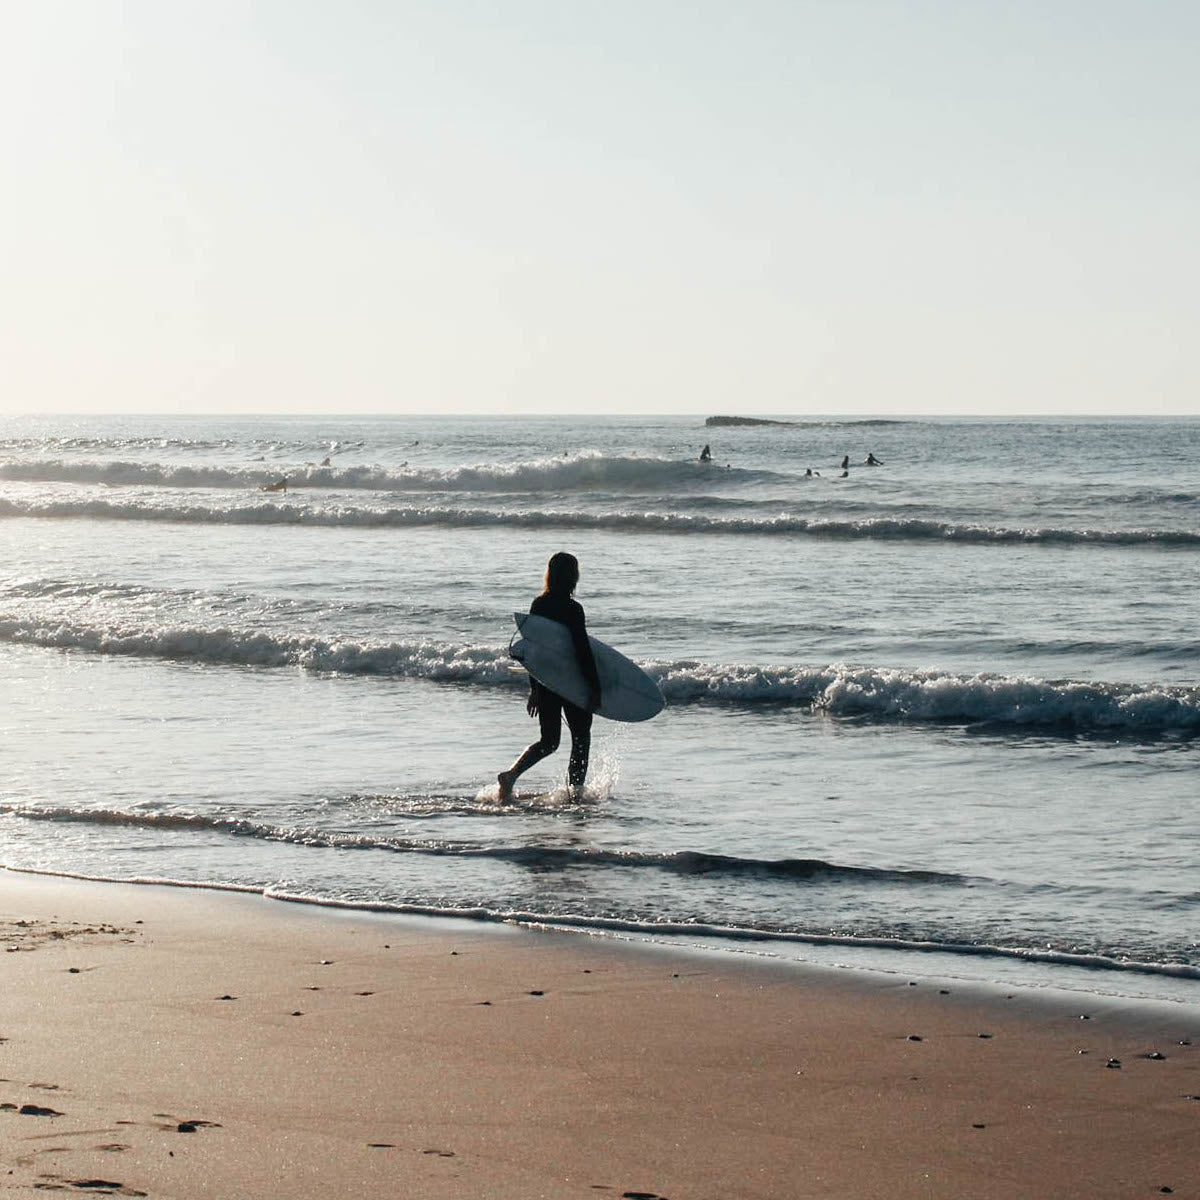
left=2, top=495, right=1197, bottom=547
left=2, top=617, right=1199, bottom=732
left=4, top=865, right=1197, bottom=982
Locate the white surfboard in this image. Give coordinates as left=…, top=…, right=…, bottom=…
left=509, top=612, right=664, bottom=723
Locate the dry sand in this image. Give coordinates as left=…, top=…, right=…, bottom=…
left=1, top=868, right=1197, bottom=1199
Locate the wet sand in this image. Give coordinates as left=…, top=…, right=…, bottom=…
left=2, top=869, right=1197, bottom=1199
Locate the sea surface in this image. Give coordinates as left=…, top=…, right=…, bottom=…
left=1, top=413, right=1197, bottom=1003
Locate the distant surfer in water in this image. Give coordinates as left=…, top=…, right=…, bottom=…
left=261, top=476, right=287, bottom=493
left=699, top=444, right=712, bottom=462
left=498, top=551, right=601, bottom=801
left=866, top=452, right=883, bottom=466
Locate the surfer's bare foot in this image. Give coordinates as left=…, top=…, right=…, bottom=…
left=496, top=772, right=515, bottom=801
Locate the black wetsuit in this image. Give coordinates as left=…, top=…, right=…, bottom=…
left=514, top=591, right=601, bottom=788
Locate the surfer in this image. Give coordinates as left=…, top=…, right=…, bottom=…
left=699, top=444, right=712, bottom=462
left=498, top=552, right=601, bottom=801
left=261, top=476, right=287, bottom=493
left=840, top=455, right=850, bottom=470
left=866, top=452, right=883, bottom=466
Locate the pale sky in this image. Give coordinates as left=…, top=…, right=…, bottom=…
left=1, top=0, right=1197, bottom=417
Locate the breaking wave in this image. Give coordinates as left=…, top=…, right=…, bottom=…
left=1, top=616, right=1197, bottom=733
left=0, top=454, right=774, bottom=493
left=1, top=495, right=1197, bottom=547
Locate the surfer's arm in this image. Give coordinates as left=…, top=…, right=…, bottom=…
left=568, top=603, right=602, bottom=707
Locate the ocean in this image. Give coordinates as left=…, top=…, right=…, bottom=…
left=1, top=413, right=1197, bottom=1003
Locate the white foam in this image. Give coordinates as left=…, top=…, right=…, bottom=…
left=2, top=494, right=1196, bottom=546
left=1, top=614, right=1196, bottom=732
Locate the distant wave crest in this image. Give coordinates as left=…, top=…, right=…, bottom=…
left=0, top=453, right=772, bottom=494
left=1, top=616, right=1197, bottom=732
left=1, top=495, right=1197, bottom=547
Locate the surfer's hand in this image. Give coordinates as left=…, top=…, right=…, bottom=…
left=526, top=694, right=539, bottom=717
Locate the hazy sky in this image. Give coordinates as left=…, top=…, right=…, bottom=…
left=2, top=1, right=1197, bottom=417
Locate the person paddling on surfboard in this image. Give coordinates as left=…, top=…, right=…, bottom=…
left=498, top=552, right=601, bottom=801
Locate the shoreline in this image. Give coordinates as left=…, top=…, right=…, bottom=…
left=6, top=863, right=1198, bottom=1008
left=3, top=869, right=1199, bottom=1199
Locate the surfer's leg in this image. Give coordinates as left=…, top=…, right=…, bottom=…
left=563, top=701, right=593, bottom=791
left=499, top=692, right=562, bottom=797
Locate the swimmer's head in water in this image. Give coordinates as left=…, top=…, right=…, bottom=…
left=543, top=551, right=580, bottom=597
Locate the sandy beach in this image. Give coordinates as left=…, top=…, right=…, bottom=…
left=1, top=869, right=1196, bottom=1199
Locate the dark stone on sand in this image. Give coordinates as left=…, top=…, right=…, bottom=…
left=475, top=1001, right=492, bottom=1006
left=0, top=1102, right=18, bottom=1110
left=367, top=1143, right=395, bottom=1148
left=450, top=951, right=458, bottom=955
left=977, top=1033, right=993, bottom=1039
left=355, top=991, right=374, bottom=996
left=1183, top=1094, right=1200, bottom=1101
left=217, top=994, right=236, bottom=1001
left=290, top=1011, right=303, bottom=1016
left=528, top=990, right=545, bottom=996
left=1079, top=1014, right=1090, bottom=1020
left=319, top=959, right=333, bottom=965
left=19, top=1104, right=62, bottom=1116
left=907, top=1035, right=923, bottom=1042
left=1106, top=1058, right=1122, bottom=1069
left=1160, top=1188, right=1174, bottom=1194
left=972, top=1123, right=986, bottom=1129
left=422, top=1149, right=455, bottom=1157
left=69, top=1182, right=125, bottom=1191
left=178, top=1122, right=198, bottom=1132
left=939, top=989, right=950, bottom=995
left=1179, top=1039, right=1192, bottom=1045
left=67, top=967, right=81, bottom=974
left=1144, top=1051, right=1166, bottom=1060
left=621, top=1192, right=667, bottom=1199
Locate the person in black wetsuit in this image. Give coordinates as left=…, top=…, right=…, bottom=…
left=498, top=551, right=601, bottom=800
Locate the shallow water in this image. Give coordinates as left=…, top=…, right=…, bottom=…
left=1, top=413, right=1197, bottom=1002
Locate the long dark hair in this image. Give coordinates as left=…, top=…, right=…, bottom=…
left=541, top=551, right=580, bottom=597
